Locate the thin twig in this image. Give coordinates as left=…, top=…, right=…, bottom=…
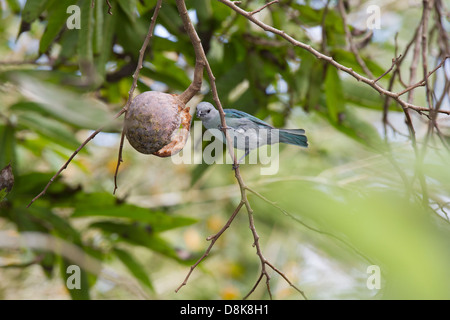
left=338, top=0, right=374, bottom=79
left=217, top=0, right=450, bottom=117
left=113, top=0, right=163, bottom=193
left=105, top=0, right=113, bottom=15
left=245, top=186, right=373, bottom=264
left=175, top=202, right=244, bottom=293
left=374, top=55, right=402, bottom=84
left=249, top=0, right=279, bottom=16
left=113, top=130, right=126, bottom=194
left=242, top=196, right=307, bottom=299
left=174, top=0, right=303, bottom=299
left=27, top=108, right=126, bottom=208
left=320, top=0, right=331, bottom=54
left=28, top=0, right=163, bottom=206
left=396, top=55, right=449, bottom=96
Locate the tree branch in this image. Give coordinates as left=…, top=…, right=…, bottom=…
left=113, top=0, right=163, bottom=194
left=217, top=0, right=450, bottom=117
left=337, top=0, right=374, bottom=79
left=175, top=201, right=244, bottom=293
left=173, top=0, right=305, bottom=299
left=28, top=0, right=164, bottom=206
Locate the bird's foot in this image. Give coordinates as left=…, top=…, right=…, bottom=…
left=232, top=162, right=240, bottom=171
left=218, top=125, right=231, bottom=132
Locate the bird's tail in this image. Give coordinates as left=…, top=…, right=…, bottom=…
left=278, top=129, right=308, bottom=147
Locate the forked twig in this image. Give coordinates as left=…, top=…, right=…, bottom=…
left=249, top=0, right=279, bottom=16
left=113, top=0, right=163, bottom=194
left=28, top=0, right=164, bottom=206
left=374, top=55, right=402, bottom=84
left=218, top=0, right=450, bottom=116
left=27, top=108, right=126, bottom=208
left=175, top=202, right=244, bottom=293
left=173, top=0, right=305, bottom=299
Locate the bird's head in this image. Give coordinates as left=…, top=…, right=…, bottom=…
left=196, top=102, right=218, bottom=121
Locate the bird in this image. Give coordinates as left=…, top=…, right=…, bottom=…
left=196, top=102, right=308, bottom=163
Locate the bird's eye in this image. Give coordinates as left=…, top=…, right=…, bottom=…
left=207, top=110, right=210, bottom=113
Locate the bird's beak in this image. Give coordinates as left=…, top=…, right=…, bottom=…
left=196, top=110, right=203, bottom=118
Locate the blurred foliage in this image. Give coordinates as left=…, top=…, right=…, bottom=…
left=0, top=0, right=449, bottom=300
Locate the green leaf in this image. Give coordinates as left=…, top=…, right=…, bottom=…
left=17, top=111, right=80, bottom=150
left=95, top=4, right=116, bottom=81
left=21, top=0, right=51, bottom=23
left=333, top=49, right=387, bottom=79
left=12, top=172, right=66, bottom=197
left=216, top=62, right=247, bottom=106
left=91, top=221, right=186, bottom=262
left=78, top=0, right=94, bottom=78
left=39, top=0, right=73, bottom=53
left=290, top=4, right=344, bottom=33
left=157, top=3, right=183, bottom=41
left=93, top=0, right=104, bottom=54
left=191, top=162, right=211, bottom=186
left=117, top=0, right=137, bottom=23
left=0, top=188, right=7, bottom=202
left=70, top=192, right=197, bottom=232
left=324, top=106, right=385, bottom=151
left=115, top=6, right=149, bottom=58
left=324, top=65, right=345, bottom=123
left=295, top=50, right=316, bottom=103
left=304, top=61, right=324, bottom=112
left=56, top=26, right=79, bottom=62
left=6, top=0, right=21, bottom=13
left=60, top=259, right=90, bottom=300
left=186, top=0, right=212, bottom=25
left=140, top=58, right=192, bottom=92
left=10, top=76, right=117, bottom=130
left=0, top=124, right=16, bottom=169
left=113, top=247, right=154, bottom=291
left=28, top=206, right=82, bottom=242
left=342, top=80, right=396, bottom=111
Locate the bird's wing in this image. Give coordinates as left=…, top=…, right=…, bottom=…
left=224, top=109, right=273, bottom=129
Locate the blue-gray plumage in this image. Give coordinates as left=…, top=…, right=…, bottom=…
left=196, top=102, right=307, bottom=159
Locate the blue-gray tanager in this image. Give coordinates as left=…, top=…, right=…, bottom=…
left=196, top=102, right=308, bottom=161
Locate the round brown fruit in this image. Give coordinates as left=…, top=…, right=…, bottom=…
left=124, top=91, right=192, bottom=157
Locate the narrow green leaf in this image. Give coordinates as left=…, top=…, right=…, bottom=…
left=17, top=112, right=80, bottom=150
left=0, top=188, right=7, bottom=202
left=93, top=0, right=104, bottom=54
left=0, top=124, right=16, bottom=169
left=187, top=0, right=212, bottom=25
left=78, top=0, right=94, bottom=77
left=10, top=76, right=117, bottom=130
left=57, top=26, right=79, bottom=62
left=113, top=247, right=154, bottom=291
left=70, top=192, right=197, bottom=232
left=39, top=0, right=73, bottom=53
left=157, top=4, right=183, bottom=40
left=6, top=0, right=21, bottom=13
left=333, top=49, right=387, bottom=79
left=216, top=62, right=247, bottom=105
left=95, top=4, right=116, bottom=81
left=21, top=0, right=51, bottom=23
left=117, top=0, right=137, bottom=23
left=295, top=50, right=316, bottom=103
left=324, top=65, right=345, bottom=123
left=28, top=206, right=82, bottom=242
left=342, top=80, right=396, bottom=111
left=91, top=221, right=185, bottom=262
left=61, top=259, right=90, bottom=300
left=191, top=162, right=211, bottom=186
left=305, top=61, right=324, bottom=112
left=12, top=172, right=64, bottom=195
